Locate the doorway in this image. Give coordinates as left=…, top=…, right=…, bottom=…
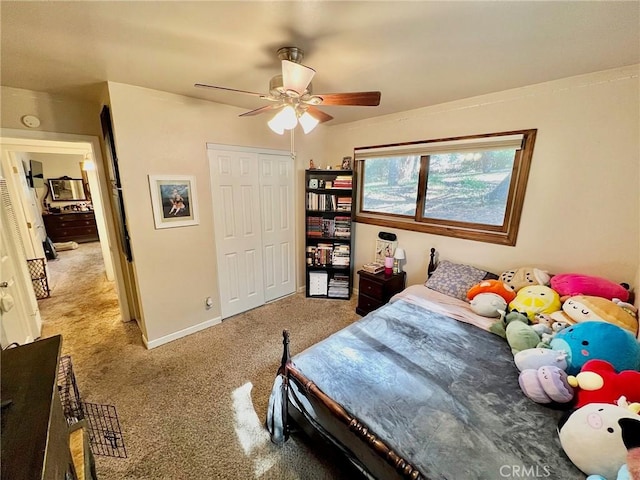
left=0, top=131, right=137, bottom=347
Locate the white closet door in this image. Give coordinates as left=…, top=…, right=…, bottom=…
left=259, top=153, right=295, bottom=302
left=209, top=149, right=265, bottom=319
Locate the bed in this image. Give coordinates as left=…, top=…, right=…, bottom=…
left=267, top=259, right=585, bottom=479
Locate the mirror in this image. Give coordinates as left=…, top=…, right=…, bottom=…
left=48, top=178, right=87, bottom=201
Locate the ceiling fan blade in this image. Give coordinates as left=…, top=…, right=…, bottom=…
left=307, top=106, right=333, bottom=123
left=194, top=83, right=264, bottom=97
left=317, top=91, right=381, bottom=106
left=282, top=60, right=315, bottom=94
left=239, top=105, right=277, bottom=117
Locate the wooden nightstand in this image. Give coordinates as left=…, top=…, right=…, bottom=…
left=356, top=270, right=406, bottom=316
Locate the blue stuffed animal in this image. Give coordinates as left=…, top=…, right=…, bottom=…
left=550, top=321, right=640, bottom=375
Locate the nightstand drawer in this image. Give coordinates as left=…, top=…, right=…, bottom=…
left=359, top=277, right=384, bottom=299
left=356, top=270, right=406, bottom=316
left=356, top=294, right=384, bottom=315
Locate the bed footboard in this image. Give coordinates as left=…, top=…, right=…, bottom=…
left=276, top=330, right=426, bottom=480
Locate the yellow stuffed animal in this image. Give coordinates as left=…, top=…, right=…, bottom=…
left=508, top=285, right=561, bottom=322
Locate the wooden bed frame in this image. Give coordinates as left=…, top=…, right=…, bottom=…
left=274, top=248, right=439, bottom=480
left=277, top=331, right=426, bottom=480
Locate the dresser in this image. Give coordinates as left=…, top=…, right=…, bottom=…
left=356, top=270, right=406, bottom=316
left=43, top=212, right=99, bottom=243
left=1, top=336, right=78, bottom=480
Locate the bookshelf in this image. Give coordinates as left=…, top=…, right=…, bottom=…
left=305, top=169, right=355, bottom=299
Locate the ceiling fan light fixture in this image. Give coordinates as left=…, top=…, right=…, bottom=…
left=267, top=115, right=285, bottom=135
left=282, top=60, right=315, bottom=95
left=299, top=111, right=320, bottom=134
left=280, top=105, right=298, bottom=130
left=268, top=105, right=297, bottom=133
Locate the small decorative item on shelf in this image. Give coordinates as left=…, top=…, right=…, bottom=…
left=309, top=159, right=315, bottom=169
left=384, top=256, right=394, bottom=275
left=341, top=156, right=352, bottom=170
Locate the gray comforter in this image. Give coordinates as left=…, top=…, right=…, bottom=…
left=288, top=299, right=584, bottom=479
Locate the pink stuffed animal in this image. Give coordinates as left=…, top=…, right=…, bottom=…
left=551, top=273, right=630, bottom=302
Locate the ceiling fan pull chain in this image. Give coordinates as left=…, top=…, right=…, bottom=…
left=290, top=128, right=296, bottom=162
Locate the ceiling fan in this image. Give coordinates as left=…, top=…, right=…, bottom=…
left=195, top=46, right=381, bottom=134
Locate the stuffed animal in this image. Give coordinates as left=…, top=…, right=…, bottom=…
left=508, top=285, right=562, bottom=322
left=518, top=365, right=574, bottom=404
left=558, top=403, right=639, bottom=480
left=469, top=292, right=507, bottom=318
left=514, top=347, right=569, bottom=371
left=531, top=322, right=552, bottom=338
left=568, top=359, right=640, bottom=409
left=620, top=417, right=640, bottom=480
left=562, top=295, right=638, bottom=335
left=550, top=321, right=640, bottom=375
left=538, top=320, right=569, bottom=347
left=551, top=273, right=630, bottom=302
left=505, top=312, right=541, bottom=355
left=534, top=313, right=555, bottom=328
left=489, top=310, right=524, bottom=338
left=586, top=417, right=640, bottom=480
left=613, top=298, right=638, bottom=319
left=500, top=267, right=551, bottom=292
left=467, top=279, right=516, bottom=303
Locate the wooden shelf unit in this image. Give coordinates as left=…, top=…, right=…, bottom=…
left=305, top=169, right=355, bottom=299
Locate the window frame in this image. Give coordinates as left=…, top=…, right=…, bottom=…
left=354, top=129, right=537, bottom=246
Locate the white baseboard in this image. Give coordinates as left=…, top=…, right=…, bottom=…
left=142, top=315, right=222, bottom=349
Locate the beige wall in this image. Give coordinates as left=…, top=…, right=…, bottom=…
left=3, top=65, right=638, bottom=347
left=325, top=65, right=640, bottom=288
left=1, top=86, right=101, bottom=136
left=105, top=82, right=323, bottom=343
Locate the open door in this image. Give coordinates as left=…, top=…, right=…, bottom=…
left=0, top=178, right=41, bottom=347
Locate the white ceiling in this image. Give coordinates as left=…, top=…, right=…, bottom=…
left=2, top=1, right=638, bottom=125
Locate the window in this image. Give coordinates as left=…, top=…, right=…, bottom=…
left=354, top=129, right=537, bottom=246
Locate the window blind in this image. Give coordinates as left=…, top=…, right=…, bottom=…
left=354, top=134, right=524, bottom=160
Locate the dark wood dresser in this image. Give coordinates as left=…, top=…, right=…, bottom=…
left=1, top=336, right=78, bottom=480
left=356, top=270, right=406, bottom=316
left=43, top=212, right=99, bottom=243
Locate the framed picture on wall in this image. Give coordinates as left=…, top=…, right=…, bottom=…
left=148, top=175, right=199, bottom=229
left=374, top=238, right=397, bottom=264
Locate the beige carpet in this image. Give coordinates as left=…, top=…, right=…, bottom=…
left=40, top=242, right=362, bottom=479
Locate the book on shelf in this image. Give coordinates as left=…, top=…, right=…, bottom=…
left=332, top=175, right=353, bottom=189
left=336, top=197, right=352, bottom=211
left=331, top=243, right=350, bottom=267
left=328, top=273, right=350, bottom=298
left=362, top=262, right=385, bottom=274
left=306, top=192, right=339, bottom=211
left=316, top=242, right=334, bottom=266
left=307, top=216, right=351, bottom=239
